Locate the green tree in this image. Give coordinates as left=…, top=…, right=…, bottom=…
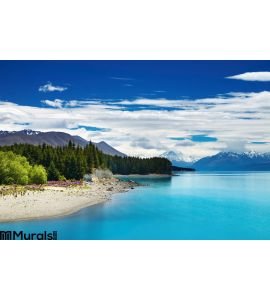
left=29, top=165, right=47, bottom=184
left=0, top=151, right=31, bottom=185
left=47, top=161, right=61, bottom=181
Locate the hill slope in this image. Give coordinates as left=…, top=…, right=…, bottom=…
left=0, top=130, right=126, bottom=157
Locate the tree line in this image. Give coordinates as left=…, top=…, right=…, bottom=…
left=0, top=142, right=172, bottom=181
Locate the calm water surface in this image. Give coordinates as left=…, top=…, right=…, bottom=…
left=1, top=172, right=270, bottom=239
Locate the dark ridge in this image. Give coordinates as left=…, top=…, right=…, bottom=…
left=172, top=165, right=195, bottom=172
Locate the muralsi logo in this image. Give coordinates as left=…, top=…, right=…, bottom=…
left=0, top=230, right=57, bottom=240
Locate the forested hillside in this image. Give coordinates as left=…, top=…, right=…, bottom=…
left=0, top=142, right=171, bottom=180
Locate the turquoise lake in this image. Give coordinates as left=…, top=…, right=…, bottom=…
left=1, top=172, right=270, bottom=239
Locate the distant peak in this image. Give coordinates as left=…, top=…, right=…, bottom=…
left=20, top=129, right=41, bottom=135
left=97, top=141, right=107, bottom=145
left=160, top=151, right=197, bottom=163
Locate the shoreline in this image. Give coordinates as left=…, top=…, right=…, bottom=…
left=115, top=174, right=172, bottom=178
left=0, top=179, right=139, bottom=223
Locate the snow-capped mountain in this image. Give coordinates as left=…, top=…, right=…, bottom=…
left=160, top=151, right=197, bottom=167
left=0, top=129, right=41, bottom=136
left=193, top=151, right=270, bottom=171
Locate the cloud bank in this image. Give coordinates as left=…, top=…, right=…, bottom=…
left=1, top=91, right=270, bottom=158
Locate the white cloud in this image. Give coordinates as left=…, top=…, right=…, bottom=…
left=39, top=82, right=67, bottom=92
left=66, top=100, right=80, bottom=107
left=1, top=91, right=270, bottom=158
left=226, top=72, right=270, bottom=82
left=222, top=139, right=247, bottom=152
left=41, top=99, right=64, bottom=108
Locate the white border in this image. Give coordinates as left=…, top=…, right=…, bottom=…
left=1, top=0, right=270, bottom=299
left=1, top=0, right=270, bottom=60
left=1, top=241, right=270, bottom=299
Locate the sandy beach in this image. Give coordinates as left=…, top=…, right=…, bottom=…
left=0, top=179, right=138, bottom=223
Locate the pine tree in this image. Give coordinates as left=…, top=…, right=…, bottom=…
left=47, top=161, right=61, bottom=181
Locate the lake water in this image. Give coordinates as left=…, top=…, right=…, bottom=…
left=1, top=172, right=270, bottom=239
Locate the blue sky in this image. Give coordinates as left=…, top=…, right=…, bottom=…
left=0, top=61, right=270, bottom=158
left=1, top=61, right=270, bottom=104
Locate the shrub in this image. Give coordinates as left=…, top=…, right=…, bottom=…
left=29, top=165, right=47, bottom=184
left=0, top=151, right=32, bottom=185
left=59, top=175, right=66, bottom=181
left=0, top=151, right=47, bottom=185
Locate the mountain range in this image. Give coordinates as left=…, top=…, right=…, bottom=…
left=161, top=150, right=270, bottom=171
left=193, top=151, right=270, bottom=171
left=0, top=130, right=126, bottom=157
